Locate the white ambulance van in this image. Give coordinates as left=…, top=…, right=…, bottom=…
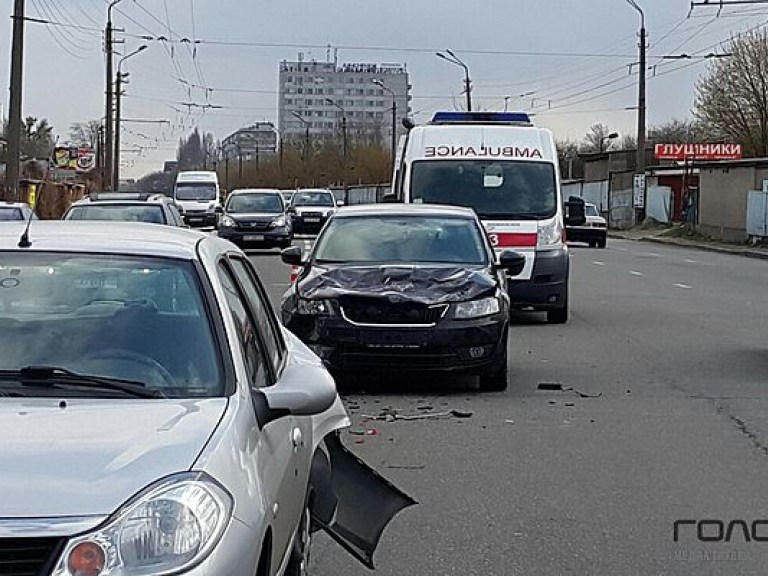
left=391, top=112, right=585, bottom=323
left=173, top=171, right=221, bottom=228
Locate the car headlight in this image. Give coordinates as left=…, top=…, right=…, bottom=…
left=220, top=216, right=235, bottom=228
left=52, top=473, right=233, bottom=576
left=537, top=219, right=563, bottom=250
left=297, top=298, right=333, bottom=316
left=271, top=216, right=286, bottom=227
left=454, top=296, right=501, bottom=319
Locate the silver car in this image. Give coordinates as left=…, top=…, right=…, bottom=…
left=0, top=222, right=413, bottom=576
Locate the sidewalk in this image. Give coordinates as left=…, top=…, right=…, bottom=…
left=608, top=226, right=768, bottom=261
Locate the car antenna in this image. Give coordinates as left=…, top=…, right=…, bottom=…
left=17, top=207, right=35, bottom=248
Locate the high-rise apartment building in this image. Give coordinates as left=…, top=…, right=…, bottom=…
left=278, top=57, right=411, bottom=149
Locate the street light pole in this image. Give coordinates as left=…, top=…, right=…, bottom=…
left=626, top=0, right=646, bottom=174
left=104, top=0, right=124, bottom=191
left=373, top=79, right=397, bottom=172
left=6, top=0, right=25, bottom=201
left=113, top=44, right=147, bottom=191
left=325, top=99, right=349, bottom=202
left=437, top=49, right=472, bottom=111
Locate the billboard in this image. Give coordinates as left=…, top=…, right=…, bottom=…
left=53, top=147, right=97, bottom=172
left=654, top=143, right=742, bottom=161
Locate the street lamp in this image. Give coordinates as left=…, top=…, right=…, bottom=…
left=504, top=91, right=535, bottom=112
left=105, top=0, right=125, bottom=190
left=325, top=98, right=349, bottom=201
left=372, top=79, right=397, bottom=171
left=599, top=132, right=619, bottom=154
left=113, top=44, right=147, bottom=190
left=436, top=49, right=472, bottom=111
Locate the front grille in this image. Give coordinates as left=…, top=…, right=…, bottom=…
left=300, top=211, right=323, bottom=218
left=343, top=345, right=458, bottom=367
left=0, top=538, right=65, bottom=576
left=237, top=220, right=270, bottom=230
left=340, top=296, right=448, bottom=325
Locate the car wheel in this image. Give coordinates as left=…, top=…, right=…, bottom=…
left=588, top=241, right=596, bottom=248
left=546, top=292, right=569, bottom=324
left=597, top=237, right=607, bottom=248
left=280, top=240, right=293, bottom=250
left=479, top=334, right=508, bottom=392
left=285, top=499, right=312, bottom=576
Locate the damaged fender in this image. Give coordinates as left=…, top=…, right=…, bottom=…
left=310, top=433, right=417, bottom=569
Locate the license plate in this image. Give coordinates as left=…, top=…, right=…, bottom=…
left=188, top=217, right=202, bottom=223
left=244, top=235, right=264, bottom=241
left=304, top=217, right=320, bottom=223
left=360, top=330, right=428, bottom=347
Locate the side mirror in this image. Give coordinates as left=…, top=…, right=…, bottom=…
left=256, top=365, right=338, bottom=426
left=496, top=250, right=526, bottom=276
left=564, top=196, right=586, bottom=227
left=336, top=199, right=345, bottom=207
left=382, top=193, right=399, bottom=203
left=281, top=245, right=304, bottom=266
left=214, top=205, right=224, bottom=214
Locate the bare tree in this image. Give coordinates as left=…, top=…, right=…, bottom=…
left=580, top=123, right=617, bottom=153
left=69, top=120, right=102, bottom=148
left=648, top=119, right=707, bottom=144
left=695, top=29, right=768, bottom=157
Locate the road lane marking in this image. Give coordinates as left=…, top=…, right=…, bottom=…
left=673, top=283, right=692, bottom=289
left=630, top=270, right=644, bottom=276
left=592, top=261, right=605, bottom=266
left=684, top=259, right=698, bottom=264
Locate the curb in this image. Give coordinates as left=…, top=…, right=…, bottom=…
left=608, top=233, right=768, bottom=261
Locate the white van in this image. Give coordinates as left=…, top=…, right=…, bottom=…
left=392, top=112, right=585, bottom=323
left=173, top=171, right=221, bottom=227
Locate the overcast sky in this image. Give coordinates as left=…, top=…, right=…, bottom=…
left=2, top=0, right=767, bottom=178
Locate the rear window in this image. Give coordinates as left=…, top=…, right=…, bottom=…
left=0, top=208, right=23, bottom=221
left=227, top=193, right=283, bottom=214
left=66, top=204, right=167, bottom=224
left=293, top=192, right=335, bottom=207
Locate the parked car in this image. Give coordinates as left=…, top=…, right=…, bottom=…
left=280, top=204, right=526, bottom=391
left=566, top=202, right=607, bottom=248
left=288, top=189, right=337, bottom=234
left=0, top=221, right=413, bottom=576
left=0, top=201, right=36, bottom=221
left=63, top=192, right=185, bottom=226
left=217, top=188, right=293, bottom=249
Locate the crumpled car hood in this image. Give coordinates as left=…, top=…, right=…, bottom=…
left=297, top=264, right=498, bottom=304
left=0, top=398, right=227, bottom=518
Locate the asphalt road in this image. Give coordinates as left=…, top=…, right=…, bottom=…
left=249, top=238, right=768, bottom=576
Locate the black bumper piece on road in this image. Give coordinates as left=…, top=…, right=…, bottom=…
left=507, top=248, right=569, bottom=311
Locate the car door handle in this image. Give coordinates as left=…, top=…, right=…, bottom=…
left=291, top=428, right=303, bottom=451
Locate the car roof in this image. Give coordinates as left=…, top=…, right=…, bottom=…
left=0, top=202, right=30, bottom=209
left=75, top=193, right=173, bottom=205
left=0, top=221, right=207, bottom=259
left=334, top=203, right=478, bottom=219
left=229, top=188, right=281, bottom=195
left=295, top=188, right=333, bottom=194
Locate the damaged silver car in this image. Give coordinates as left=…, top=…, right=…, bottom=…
left=0, top=221, right=413, bottom=576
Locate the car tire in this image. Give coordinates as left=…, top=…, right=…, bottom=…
left=479, top=334, right=508, bottom=392
left=280, top=240, right=293, bottom=250
left=597, top=237, right=607, bottom=248
left=546, top=293, right=569, bottom=324
left=285, top=497, right=312, bottom=576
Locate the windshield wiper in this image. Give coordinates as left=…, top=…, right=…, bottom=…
left=0, top=366, right=164, bottom=399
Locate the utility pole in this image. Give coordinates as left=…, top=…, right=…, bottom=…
left=373, top=79, right=397, bottom=172
left=436, top=49, right=472, bottom=112
left=113, top=44, right=146, bottom=191
left=6, top=0, right=26, bottom=201
left=104, top=0, right=124, bottom=191
left=626, top=0, right=647, bottom=221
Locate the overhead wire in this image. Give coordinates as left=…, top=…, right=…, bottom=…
left=30, top=0, right=93, bottom=59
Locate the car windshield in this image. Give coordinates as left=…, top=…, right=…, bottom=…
left=0, top=208, right=23, bottom=221
left=410, top=160, right=557, bottom=219
left=66, top=204, right=166, bottom=224
left=227, top=193, right=283, bottom=214
left=175, top=183, right=217, bottom=201
left=293, top=192, right=334, bottom=207
left=0, top=253, right=222, bottom=397
left=314, top=215, right=488, bottom=265
left=585, top=205, right=599, bottom=217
